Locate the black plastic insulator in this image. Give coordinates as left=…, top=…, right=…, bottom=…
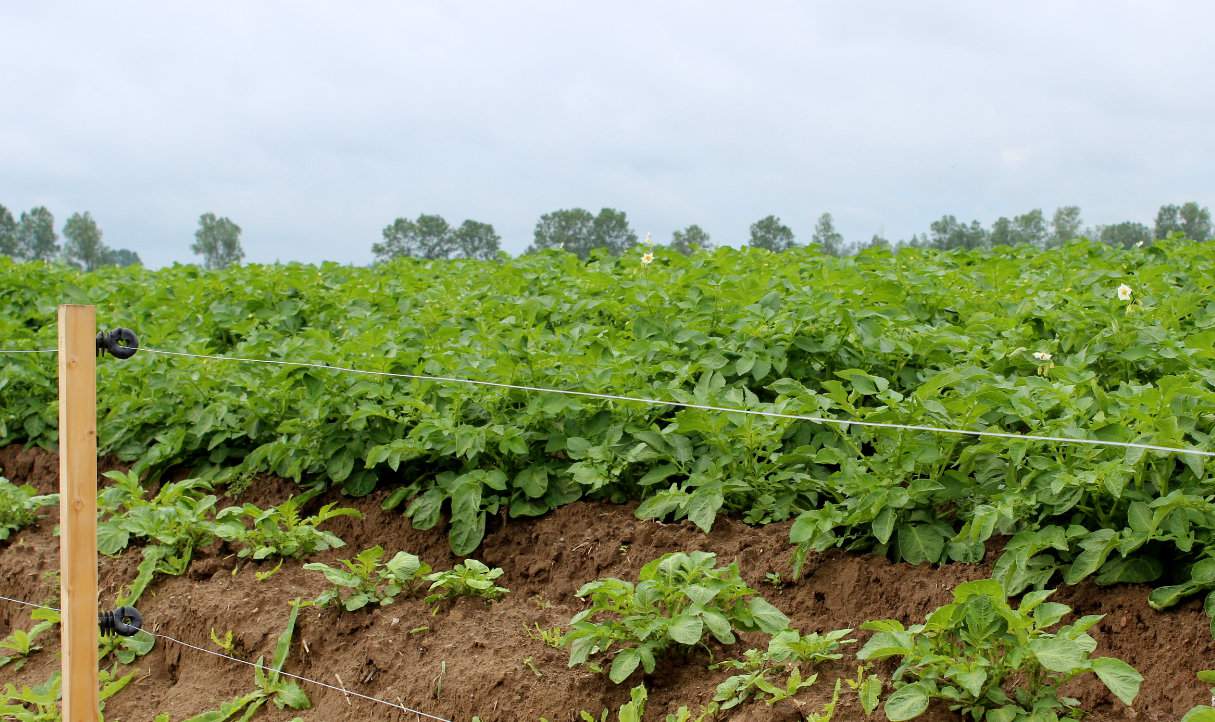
left=96, top=328, right=139, bottom=360
left=99, top=606, right=143, bottom=637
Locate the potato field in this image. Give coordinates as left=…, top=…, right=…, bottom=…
left=2, top=241, right=1214, bottom=721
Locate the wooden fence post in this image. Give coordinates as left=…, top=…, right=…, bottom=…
left=58, top=304, right=98, bottom=722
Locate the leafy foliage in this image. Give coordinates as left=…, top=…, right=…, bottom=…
left=564, top=551, right=789, bottom=684
left=1, top=240, right=1214, bottom=617
left=0, top=669, right=133, bottom=722
left=710, top=628, right=854, bottom=710
left=304, top=545, right=431, bottom=610
left=0, top=478, right=56, bottom=541
left=96, top=470, right=221, bottom=603
left=423, top=558, right=508, bottom=606
left=857, top=578, right=1142, bottom=721
left=215, top=486, right=360, bottom=560
left=0, top=609, right=58, bottom=671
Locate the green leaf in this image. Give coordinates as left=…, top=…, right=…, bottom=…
left=858, top=674, right=882, bottom=714
left=1029, top=636, right=1089, bottom=673
left=747, top=597, right=790, bottom=634
left=897, top=524, right=946, bottom=565
left=686, top=486, right=723, bottom=533
left=884, top=683, right=930, bottom=721
left=610, top=648, right=641, bottom=684
left=1091, top=657, right=1142, bottom=705
left=667, top=614, right=704, bottom=645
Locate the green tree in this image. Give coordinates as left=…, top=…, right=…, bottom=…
left=989, top=217, right=1014, bottom=246
left=929, top=215, right=987, bottom=250
left=102, top=248, right=142, bottom=267
left=17, top=206, right=58, bottom=261
left=63, top=211, right=108, bottom=271
left=1013, top=209, right=1048, bottom=247
left=373, top=214, right=455, bottom=260
left=1154, top=204, right=1181, bottom=239
left=1155, top=202, right=1212, bottom=241
left=452, top=220, right=502, bottom=260
left=0, top=204, right=17, bottom=257
left=529, top=208, right=636, bottom=258
left=862, top=233, right=891, bottom=251
left=748, top=215, right=796, bottom=251
left=529, top=208, right=596, bottom=256
left=811, top=212, right=845, bottom=256
left=1050, top=206, right=1083, bottom=247
left=1179, top=202, right=1213, bottom=241
left=191, top=213, right=244, bottom=270
left=670, top=224, right=712, bottom=254
left=1098, top=221, right=1152, bottom=248
left=590, top=208, right=637, bottom=255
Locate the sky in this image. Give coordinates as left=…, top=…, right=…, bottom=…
left=1, top=1, right=1213, bottom=267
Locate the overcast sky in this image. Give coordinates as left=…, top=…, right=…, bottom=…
left=2, top=2, right=1213, bottom=267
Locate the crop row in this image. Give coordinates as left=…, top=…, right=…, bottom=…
left=1, top=242, right=1214, bottom=620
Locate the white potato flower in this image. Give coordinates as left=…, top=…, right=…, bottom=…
left=1117, top=283, right=1133, bottom=301
left=641, top=251, right=654, bottom=265
left=1033, top=351, right=1052, bottom=362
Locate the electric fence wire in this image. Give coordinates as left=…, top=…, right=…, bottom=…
left=139, top=346, right=1215, bottom=459
left=0, top=348, right=57, bottom=354
left=0, top=594, right=452, bottom=722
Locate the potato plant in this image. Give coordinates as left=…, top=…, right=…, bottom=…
left=564, top=551, right=790, bottom=683
left=304, top=545, right=430, bottom=611
left=858, top=578, right=1142, bottom=721
left=423, top=559, right=509, bottom=606
left=0, top=478, right=56, bottom=542
left=215, top=486, right=360, bottom=560
left=711, top=628, right=856, bottom=710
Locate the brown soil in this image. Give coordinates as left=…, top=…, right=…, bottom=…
left=1, top=443, right=1211, bottom=722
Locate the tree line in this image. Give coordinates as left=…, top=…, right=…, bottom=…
left=4, top=200, right=1210, bottom=270
left=0, top=203, right=141, bottom=269
left=372, top=201, right=1213, bottom=262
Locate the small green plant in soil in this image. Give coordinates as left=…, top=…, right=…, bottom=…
left=527, top=623, right=565, bottom=648
left=304, top=544, right=431, bottom=610
left=844, top=665, right=883, bottom=716
left=178, top=600, right=310, bottom=721
left=0, top=609, right=58, bottom=671
left=97, top=471, right=221, bottom=603
left=711, top=628, right=855, bottom=710
left=0, top=668, right=133, bottom=721
left=423, top=559, right=509, bottom=606
left=858, top=578, right=1142, bottom=721
left=0, top=478, right=56, bottom=541
left=215, top=485, right=361, bottom=560
left=564, top=551, right=790, bottom=684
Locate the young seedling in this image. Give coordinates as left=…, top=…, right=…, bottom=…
left=0, top=668, right=133, bottom=721
left=858, top=578, right=1142, bottom=721
left=0, top=609, right=58, bottom=671
left=564, top=551, right=790, bottom=684
left=527, top=623, right=565, bottom=648
left=710, top=628, right=854, bottom=710
left=304, top=545, right=431, bottom=611
left=423, top=559, right=509, bottom=607
left=0, top=478, right=56, bottom=542
left=215, top=486, right=361, bottom=560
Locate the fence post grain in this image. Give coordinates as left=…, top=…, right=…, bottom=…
left=58, top=304, right=98, bottom=722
